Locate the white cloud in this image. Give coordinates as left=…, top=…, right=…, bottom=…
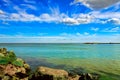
left=62, top=18, right=79, bottom=25
left=103, top=27, right=120, bottom=32
left=24, top=0, right=36, bottom=4
left=0, top=7, right=68, bottom=23
left=91, top=27, right=99, bottom=31
left=0, top=7, right=120, bottom=25
left=106, top=18, right=120, bottom=24
left=0, top=9, right=93, bottom=25
left=62, top=14, right=94, bottom=25
left=76, top=32, right=81, bottom=36
left=0, top=10, right=4, bottom=14
left=70, top=0, right=91, bottom=8
left=9, top=13, right=40, bottom=21
left=3, top=0, right=11, bottom=5
left=88, top=11, right=120, bottom=25
left=21, top=4, right=37, bottom=10
left=91, top=12, right=120, bottom=19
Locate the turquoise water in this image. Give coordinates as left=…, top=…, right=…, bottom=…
left=0, top=43, right=120, bottom=80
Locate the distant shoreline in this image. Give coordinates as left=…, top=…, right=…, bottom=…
left=0, top=43, right=120, bottom=44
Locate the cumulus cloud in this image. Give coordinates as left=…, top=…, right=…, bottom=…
left=71, top=0, right=120, bottom=10
left=62, top=18, right=78, bottom=25
left=106, top=18, right=120, bottom=24
left=62, top=14, right=94, bottom=25
left=91, top=12, right=120, bottom=19
left=88, top=11, right=120, bottom=25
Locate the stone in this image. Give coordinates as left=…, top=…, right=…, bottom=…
left=86, top=73, right=93, bottom=80
left=0, top=64, right=30, bottom=80
left=31, top=66, right=68, bottom=80
left=79, top=73, right=99, bottom=80
left=68, top=75, right=80, bottom=80
left=0, top=48, right=7, bottom=54
left=0, top=53, right=4, bottom=57
left=0, top=63, right=30, bottom=80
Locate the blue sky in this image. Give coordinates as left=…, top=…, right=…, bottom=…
left=0, top=0, right=120, bottom=43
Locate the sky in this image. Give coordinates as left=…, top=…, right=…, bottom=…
left=0, top=0, right=120, bottom=43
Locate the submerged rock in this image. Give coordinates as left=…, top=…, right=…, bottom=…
left=68, top=75, right=80, bottom=80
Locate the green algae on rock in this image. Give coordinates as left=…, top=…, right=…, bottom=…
left=0, top=48, right=24, bottom=67
left=0, top=48, right=31, bottom=80
left=12, top=58, right=24, bottom=67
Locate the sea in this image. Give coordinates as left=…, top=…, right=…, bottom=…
left=0, top=43, right=120, bottom=80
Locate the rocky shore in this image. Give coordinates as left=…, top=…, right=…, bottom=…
left=0, top=48, right=99, bottom=80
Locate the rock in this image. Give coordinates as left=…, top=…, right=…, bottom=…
left=68, top=75, right=80, bottom=80
left=0, top=48, right=7, bottom=55
left=31, top=66, right=68, bottom=80
left=0, top=53, right=4, bottom=57
left=0, top=63, right=30, bottom=80
left=0, top=48, right=31, bottom=80
left=68, top=71, right=80, bottom=80
left=0, top=48, right=17, bottom=65
left=79, top=73, right=99, bottom=80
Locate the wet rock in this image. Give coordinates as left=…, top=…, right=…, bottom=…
left=30, top=66, right=68, bottom=80
left=68, top=75, right=80, bottom=80
left=79, top=73, right=99, bottom=80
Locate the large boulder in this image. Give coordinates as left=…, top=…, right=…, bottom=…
left=31, top=66, right=68, bottom=80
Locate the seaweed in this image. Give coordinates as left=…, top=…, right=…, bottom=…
left=0, top=48, right=24, bottom=67
left=12, top=58, right=24, bottom=67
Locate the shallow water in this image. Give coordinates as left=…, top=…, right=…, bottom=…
left=0, top=43, right=120, bottom=80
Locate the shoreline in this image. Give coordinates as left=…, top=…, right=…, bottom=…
left=0, top=42, right=120, bottom=44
